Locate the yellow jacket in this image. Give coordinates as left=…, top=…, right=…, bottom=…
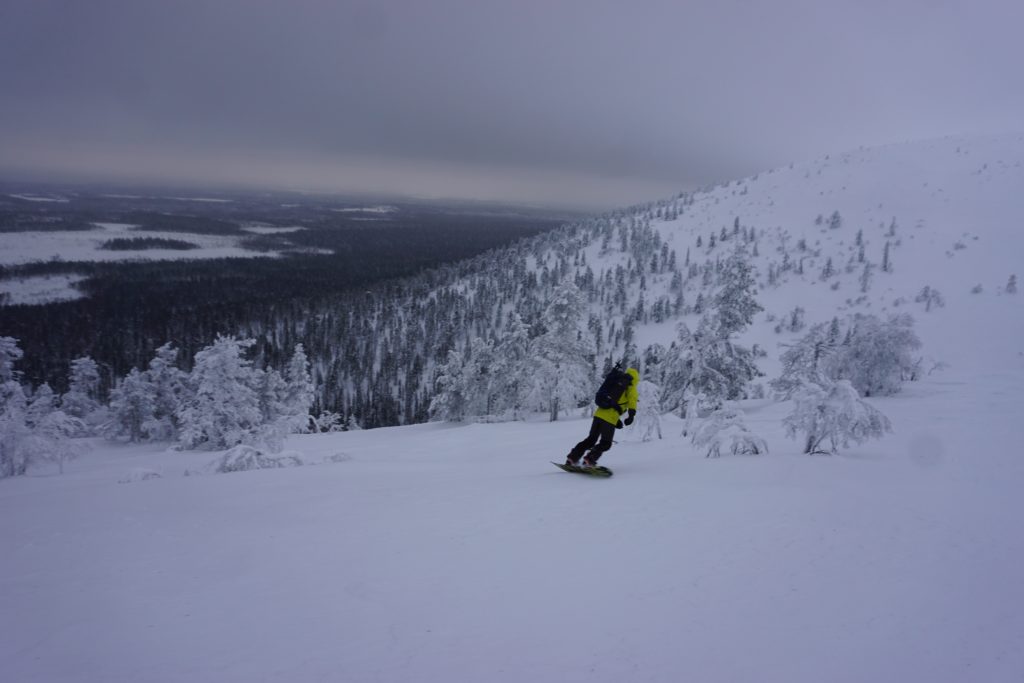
left=594, top=367, right=640, bottom=426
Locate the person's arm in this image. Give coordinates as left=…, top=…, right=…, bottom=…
left=624, top=380, right=639, bottom=425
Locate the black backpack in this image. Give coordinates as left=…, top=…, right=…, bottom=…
left=594, top=366, right=632, bottom=410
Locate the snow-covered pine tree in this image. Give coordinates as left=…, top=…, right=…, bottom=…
left=783, top=379, right=891, bottom=455
left=711, top=245, right=763, bottom=339
left=461, top=336, right=499, bottom=419
left=915, top=286, right=945, bottom=311
left=659, top=323, right=728, bottom=416
left=0, top=337, right=31, bottom=478
left=528, top=282, right=594, bottom=421
left=859, top=263, right=873, bottom=293
left=494, top=312, right=532, bottom=420
left=429, top=348, right=469, bottom=422
left=61, top=357, right=102, bottom=432
left=143, top=343, right=186, bottom=441
left=662, top=245, right=764, bottom=414
left=282, top=344, right=315, bottom=433
left=24, top=383, right=57, bottom=430
left=176, top=335, right=264, bottom=450
left=106, top=368, right=156, bottom=442
left=255, top=366, right=288, bottom=426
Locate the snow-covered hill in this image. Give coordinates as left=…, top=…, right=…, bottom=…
left=3, top=134, right=1023, bottom=681
left=643, top=133, right=1024, bottom=378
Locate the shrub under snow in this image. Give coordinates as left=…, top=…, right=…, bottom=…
left=783, top=379, right=892, bottom=455
left=691, top=406, right=768, bottom=457
left=211, top=444, right=305, bottom=474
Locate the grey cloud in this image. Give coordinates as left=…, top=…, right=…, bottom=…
left=2, top=0, right=1023, bottom=208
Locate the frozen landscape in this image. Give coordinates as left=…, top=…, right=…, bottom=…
left=2, top=134, right=1023, bottom=682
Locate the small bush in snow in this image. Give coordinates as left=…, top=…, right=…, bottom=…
left=211, top=445, right=304, bottom=474
left=691, top=406, right=768, bottom=458
left=118, top=468, right=163, bottom=484
left=783, top=380, right=891, bottom=455
left=633, top=379, right=662, bottom=441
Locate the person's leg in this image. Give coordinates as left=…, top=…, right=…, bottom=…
left=585, top=420, right=616, bottom=464
left=567, top=418, right=604, bottom=463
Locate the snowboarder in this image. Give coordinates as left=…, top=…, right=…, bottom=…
left=564, top=365, right=639, bottom=468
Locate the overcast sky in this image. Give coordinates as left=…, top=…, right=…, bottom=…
left=2, top=0, right=1022, bottom=208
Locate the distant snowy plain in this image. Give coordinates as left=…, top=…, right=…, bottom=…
left=0, top=222, right=304, bottom=305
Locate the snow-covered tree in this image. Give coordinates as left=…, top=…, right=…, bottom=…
left=772, top=324, right=835, bottom=398
left=691, top=406, right=768, bottom=457
left=143, top=343, right=186, bottom=441
left=774, top=314, right=920, bottom=398
left=461, top=336, right=500, bottom=419
left=915, top=286, right=945, bottom=312
left=255, top=367, right=287, bottom=425
left=633, top=379, right=662, bottom=441
left=661, top=316, right=761, bottom=417
left=282, top=344, right=315, bottom=433
left=528, top=283, right=594, bottom=421
left=711, top=246, right=763, bottom=338
left=106, top=368, right=156, bottom=442
left=177, top=335, right=263, bottom=450
left=0, top=337, right=30, bottom=478
left=859, top=263, right=873, bottom=293
left=430, top=349, right=469, bottom=422
left=494, top=312, right=532, bottom=420
left=25, top=383, right=57, bottom=429
left=61, top=356, right=102, bottom=432
left=783, top=379, right=891, bottom=455
left=828, top=314, right=920, bottom=397
left=828, top=210, right=842, bottom=230
left=312, top=411, right=343, bottom=433
left=26, top=404, right=85, bottom=474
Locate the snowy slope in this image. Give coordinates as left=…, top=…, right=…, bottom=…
left=2, top=135, right=1024, bottom=682
left=2, top=370, right=1022, bottom=682
left=646, top=134, right=1024, bottom=377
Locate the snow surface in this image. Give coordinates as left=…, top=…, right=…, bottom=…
left=0, top=223, right=283, bottom=268
left=240, top=225, right=305, bottom=235
left=1, top=364, right=1022, bottom=682
left=0, top=273, right=86, bottom=305
left=2, top=135, right=1023, bottom=681
left=7, top=193, right=70, bottom=203
left=331, top=205, right=399, bottom=214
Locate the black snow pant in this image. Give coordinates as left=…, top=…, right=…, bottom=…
left=568, top=417, right=616, bottom=463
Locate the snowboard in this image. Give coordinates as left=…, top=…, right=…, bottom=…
left=552, top=461, right=613, bottom=477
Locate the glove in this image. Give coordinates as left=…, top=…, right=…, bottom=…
left=624, top=409, right=636, bottom=426
left=615, top=420, right=623, bottom=429
left=615, top=405, right=626, bottom=415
